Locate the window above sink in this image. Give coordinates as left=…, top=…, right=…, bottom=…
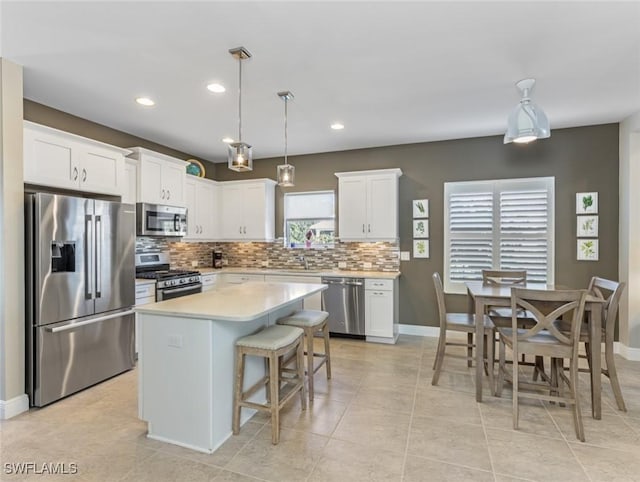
left=284, top=191, right=335, bottom=249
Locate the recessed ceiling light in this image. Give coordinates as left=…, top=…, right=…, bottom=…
left=135, top=97, right=155, bottom=107
left=222, top=137, right=234, bottom=143
left=331, top=123, right=344, bottom=130
left=207, top=83, right=226, bottom=93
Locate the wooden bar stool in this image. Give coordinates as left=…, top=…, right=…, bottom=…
left=277, top=310, right=331, bottom=401
left=233, top=324, right=306, bottom=444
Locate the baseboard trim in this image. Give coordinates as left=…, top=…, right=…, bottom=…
left=399, top=324, right=439, bottom=337
left=614, top=342, right=640, bottom=361
left=0, top=394, right=29, bottom=420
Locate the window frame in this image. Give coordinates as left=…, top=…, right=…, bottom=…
left=443, top=176, right=555, bottom=294
left=283, top=190, right=336, bottom=249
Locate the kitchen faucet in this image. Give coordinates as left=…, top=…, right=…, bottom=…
left=298, top=255, right=309, bottom=270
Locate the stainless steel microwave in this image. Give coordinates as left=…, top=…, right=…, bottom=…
left=136, top=203, right=187, bottom=237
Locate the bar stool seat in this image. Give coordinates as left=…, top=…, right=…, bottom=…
left=277, top=310, right=331, bottom=402
left=233, top=324, right=306, bottom=444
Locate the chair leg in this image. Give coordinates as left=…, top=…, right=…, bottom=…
left=431, top=329, right=447, bottom=386
left=323, top=322, right=332, bottom=380
left=297, top=337, right=307, bottom=410
left=486, top=331, right=495, bottom=396
left=605, top=340, right=627, bottom=411
left=232, top=350, right=245, bottom=435
left=305, top=328, right=315, bottom=402
left=496, top=338, right=505, bottom=398
left=269, top=352, right=280, bottom=444
left=570, top=357, right=585, bottom=442
left=512, top=346, right=519, bottom=430
left=467, top=332, right=474, bottom=367
left=556, top=358, right=566, bottom=407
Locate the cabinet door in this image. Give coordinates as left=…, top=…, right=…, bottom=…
left=24, top=128, right=80, bottom=190
left=79, top=145, right=124, bottom=196
left=367, top=175, right=397, bottom=240
left=365, top=290, right=394, bottom=338
left=198, top=181, right=217, bottom=239
left=184, top=178, right=199, bottom=239
left=138, top=157, right=164, bottom=204
left=220, top=185, right=244, bottom=239
left=242, top=183, right=266, bottom=239
left=162, top=162, right=186, bottom=206
left=122, top=161, right=137, bottom=204
left=338, top=177, right=367, bottom=240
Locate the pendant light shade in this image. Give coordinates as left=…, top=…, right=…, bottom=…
left=504, top=78, right=550, bottom=145
left=227, top=46, right=253, bottom=172
left=276, top=91, right=295, bottom=187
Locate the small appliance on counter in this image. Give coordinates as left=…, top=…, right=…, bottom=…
left=135, top=251, right=202, bottom=301
left=212, top=250, right=224, bottom=269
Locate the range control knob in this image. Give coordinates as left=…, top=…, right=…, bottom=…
left=180, top=278, right=186, bottom=284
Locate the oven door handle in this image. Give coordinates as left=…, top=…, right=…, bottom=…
left=174, top=214, right=180, bottom=233
left=162, top=283, right=203, bottom=296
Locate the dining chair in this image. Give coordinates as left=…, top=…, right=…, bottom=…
left=496, top=288, right=588, bottom=441
left=431, top=272, right=495, bottom=388
left=553, top=277, right=627, bottom=411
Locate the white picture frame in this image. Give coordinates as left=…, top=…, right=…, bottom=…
left=576, top=192, right=598, bottom=214
left=413, top=219, right=429, bottom=238
left=577, top=239, right=599, bottom=261
left=413, top=199, right=429, bottom=218
left=413, top=239, right=429, bottom=258
left=577, top=215, right=598, bottom=237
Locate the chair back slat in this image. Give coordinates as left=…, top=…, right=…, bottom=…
left=483, top=269, right=527, bottom=286
left=510, top=288, right=588, bottom=348
left=432, top=273, right=447, bottom=330
left=588, top=277, right=625, bottom=341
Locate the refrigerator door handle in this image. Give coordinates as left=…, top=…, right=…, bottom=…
left=85, top=214, right=93, bottom=299
left=45, top=309, right=135, bottom=333
left=95, top=215, right=102, bottom=298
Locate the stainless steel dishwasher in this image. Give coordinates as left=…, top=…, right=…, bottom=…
left=321, top=277, right=365, bottom=336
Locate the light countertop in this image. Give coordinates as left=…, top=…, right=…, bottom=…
left=135, top=281, right=327, bottom=322
left=192, top=267, right=400, bottom=279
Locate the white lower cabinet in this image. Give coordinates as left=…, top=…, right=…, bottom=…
left=135, top=281, right=156, bottom=356
left=201, top=273, right=218, bottom=292
left=364, top=278, right=399, bottom=344
left=264, top=275, right=323, bottom=311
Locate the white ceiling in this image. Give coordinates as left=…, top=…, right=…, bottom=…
left=2, top=1, right=640, bottom=163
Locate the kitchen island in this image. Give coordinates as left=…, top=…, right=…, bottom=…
left=135, top=281, right=327, bottom=454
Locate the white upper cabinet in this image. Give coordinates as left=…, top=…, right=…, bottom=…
left=23, top=121, right=128, bottom=196
left=335, top=168, right=402, bottom=241
left=127, top=147, right=188, bottom=206
left=122, top=159, right=138, bottom=205
left=184, top=177, right=218, bottom=241
left=219, top=179, right=276, bottom=241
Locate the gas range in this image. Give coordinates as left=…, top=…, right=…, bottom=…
left=135, top=252, right=202, bottom=300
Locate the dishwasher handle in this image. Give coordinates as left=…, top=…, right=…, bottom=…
left=322, top=278, right=364, bottom=286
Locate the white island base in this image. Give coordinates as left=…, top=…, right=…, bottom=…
left=136, top=282, right=326, bottom=454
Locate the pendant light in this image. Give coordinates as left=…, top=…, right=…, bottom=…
left=227, top=46, right=253, bottom=171
left=276, top=91, right=295, bottom=187
left=504, top=78, right=550, bottom=144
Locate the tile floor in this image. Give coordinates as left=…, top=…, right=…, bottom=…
left=1, top=334, right=640, bottom=481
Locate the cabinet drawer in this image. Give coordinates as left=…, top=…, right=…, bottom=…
left=135, top=295, right=156, bottom=306
left=365, top=279, right=393, bottom=291
left=135, top=284, right=155, bottom=298
left=201, top=274, right=218, bottom=286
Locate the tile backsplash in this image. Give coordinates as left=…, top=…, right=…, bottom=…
left=135, top=237, right=400, bottom=272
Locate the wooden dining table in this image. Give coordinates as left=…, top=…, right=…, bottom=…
left=465, top=281, right=606, bottom=419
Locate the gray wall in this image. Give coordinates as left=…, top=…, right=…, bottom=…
left=216, top=124, right=620, bottom=327
left=23, top=100, right=216, bottom=179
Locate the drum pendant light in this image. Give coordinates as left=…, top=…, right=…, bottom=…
left=276, top=91, right=295, bottom=187
left=504, top=78, right=550, bottom=144
left=227, top=47, right=253, bottom=171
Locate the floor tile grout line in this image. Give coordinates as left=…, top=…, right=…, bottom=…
left=477, top=373, right=498, bottom=481
left=408, top=451, right=497, bottom=477
left=399, top=343, right=423, bottom=482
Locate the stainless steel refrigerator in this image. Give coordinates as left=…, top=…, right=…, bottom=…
left=26, top=193, right=136, bottom=407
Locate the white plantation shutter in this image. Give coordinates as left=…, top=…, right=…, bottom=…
left=444, top=177, right=554, bottom=293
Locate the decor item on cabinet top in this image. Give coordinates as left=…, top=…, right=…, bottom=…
left=503, top=78, right=550, bottom=144
left=186, top=159, right=206, bottom=178
left=227, top=46, right=253, bottom=172
left=276, top=91, right=295, bottom=187
left=576, top=192, right=598, bottom=214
